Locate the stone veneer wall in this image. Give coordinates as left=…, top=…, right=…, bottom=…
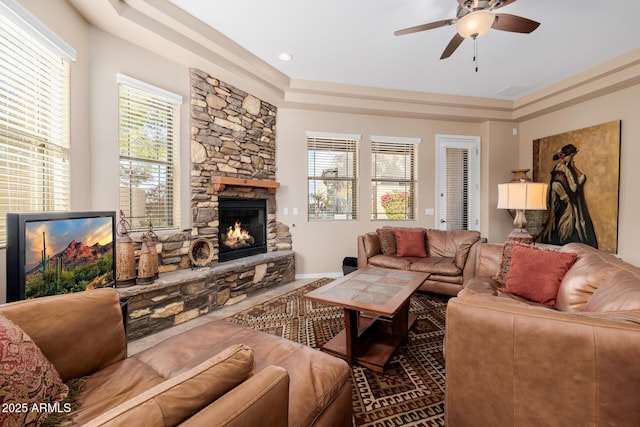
left=190, top=68, right=280, bottom=260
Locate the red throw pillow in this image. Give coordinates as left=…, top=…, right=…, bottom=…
left=394, top=229, right=427, bottom=257
left=503, top=245, right=577, bottom=308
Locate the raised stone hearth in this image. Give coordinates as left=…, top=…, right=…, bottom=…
left=118, top=251, right=294, bottom=340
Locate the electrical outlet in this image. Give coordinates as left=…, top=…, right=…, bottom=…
left=283, top=207, right=288, bottom=215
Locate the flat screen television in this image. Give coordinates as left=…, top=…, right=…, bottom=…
left=6, top=211, right=116, bottom=302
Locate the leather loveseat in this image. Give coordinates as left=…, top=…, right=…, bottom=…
left=357, top=227, right=484, bottom=296
left=0, top=288, right=352, bottom=426
left=445, top=242, right=640, bottom=426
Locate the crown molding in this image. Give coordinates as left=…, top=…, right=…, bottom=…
left=70, top=0, right=639, bottom=123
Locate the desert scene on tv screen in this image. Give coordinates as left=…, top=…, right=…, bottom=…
left=24, top=217, right=113, bottom=299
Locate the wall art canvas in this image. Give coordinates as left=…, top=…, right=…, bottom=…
left=533, top=120, right=621, bottom=253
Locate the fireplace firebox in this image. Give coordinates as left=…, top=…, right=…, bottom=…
left=218, top=198, right=267, bottom=262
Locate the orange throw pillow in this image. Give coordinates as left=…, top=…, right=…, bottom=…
left=394, top=229, right=427, bottom=257
left=503, top=245, right=577, bottom=308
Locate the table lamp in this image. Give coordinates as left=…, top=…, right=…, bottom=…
left=497, top=180, right=548, bottom=244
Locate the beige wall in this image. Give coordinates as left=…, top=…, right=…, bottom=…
left=480, top=121, right=521, bottom=243
left=276, top=109, right=491, bottom=276
left=519, top=84, right=640, bottom=265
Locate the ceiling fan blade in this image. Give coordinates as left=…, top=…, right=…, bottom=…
left=394, top=19, right=456, bottom=36
left=492, top=13, right=540, bottom=33
left=440, top=33, right=465, bottom=59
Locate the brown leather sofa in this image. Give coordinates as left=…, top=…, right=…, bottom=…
left=357, top=227, right=484, bottom=296
left=445, top=242, right=640, bottom=426
left=0, top=288, right=352, bottom=426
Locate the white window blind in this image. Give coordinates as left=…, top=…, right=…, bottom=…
left=0, top=1, right=75, bottom=245
left=444, top=148, right=470, bottom=230
left=307, top=132, right=359, bottom=220
left=371, top=137, right=418, bottom=220
left=118, top=75, right=181, bottom=231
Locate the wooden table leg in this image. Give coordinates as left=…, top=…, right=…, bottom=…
left=344, top=308, right=359, bottom=366
left=392, top=300, right=410, bottom=344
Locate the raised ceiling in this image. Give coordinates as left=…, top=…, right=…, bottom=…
left=167, top=0, right=640, bottom=100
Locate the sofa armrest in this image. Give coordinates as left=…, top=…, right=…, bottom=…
left=357, top=232, right=380, bottom=268
left=179, top=365, right=289, bottom=427
left=0, top=288, right=126, bottom=381
left=461, top=237, right=486, bottom=285
left=445, top=297, right=640, bottom=426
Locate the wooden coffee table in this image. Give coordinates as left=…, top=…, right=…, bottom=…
left=304, top=266, right=429, bottom=373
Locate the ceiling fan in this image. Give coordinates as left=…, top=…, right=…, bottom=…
left=394, top=0, right=540, bottom=60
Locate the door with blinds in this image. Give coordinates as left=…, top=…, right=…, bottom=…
left=436, top=135, right=480, bottom=231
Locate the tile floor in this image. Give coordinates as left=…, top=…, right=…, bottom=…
left=127, top=278, right=315, bottom=356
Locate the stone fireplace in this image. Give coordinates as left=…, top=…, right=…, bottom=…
left=115, top=70, right=294, bottom=341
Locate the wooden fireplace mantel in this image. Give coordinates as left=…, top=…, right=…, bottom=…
left=212, top=176, right=280, bottom=194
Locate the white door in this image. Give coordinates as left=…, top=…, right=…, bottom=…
left=436, top=135, right=480, bottom=231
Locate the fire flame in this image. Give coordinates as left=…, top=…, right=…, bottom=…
left=223, top=221, right=254, bottom=248
left=227, top=221, right=250, bottom=240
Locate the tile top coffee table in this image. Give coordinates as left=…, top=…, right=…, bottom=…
left=304, top=266, right=429, bottom=373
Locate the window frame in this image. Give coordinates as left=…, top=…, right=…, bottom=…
left=307, top=131, right=360, bottom=221
left=370, top=136, right=419, bottom=221
left=118, top=74, right=182, bottom=232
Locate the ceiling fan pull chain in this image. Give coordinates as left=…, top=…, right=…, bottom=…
left=473, top=36, right=479, bottom=72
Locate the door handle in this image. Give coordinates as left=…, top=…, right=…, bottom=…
left=440, top=219, right=446, bottom=223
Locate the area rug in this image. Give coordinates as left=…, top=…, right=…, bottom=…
left=225, top=278, right=449, bottom=427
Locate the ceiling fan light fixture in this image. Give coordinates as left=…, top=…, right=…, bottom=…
left=456, top=10, right=496, bottom=39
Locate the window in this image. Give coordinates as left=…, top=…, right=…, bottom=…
left=307, top=132, right=359, bottom=220
left=371, top=136, right=419, bottom=220
left=0, top=1, right=76, bottom=245
left=118, top=74, right=181, bottom=231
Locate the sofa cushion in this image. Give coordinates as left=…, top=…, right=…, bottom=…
left=0, top=315, right=68, bottom=427
left=502, top=245, right=577, bottom=308
left=409, top=257, right=461, bottom=276
left=140, top=320, right=351, bottom=427
left=395, top=228, right=427, bottom=257
left=368, top=254, right=412, bottom=270
left=376, top=228, right=396, bottom=256
left=585, top=269, right=640, bottom=312
left=78, top=344, right=255, bottom=426
left=427, top=229, right=480, bottom=258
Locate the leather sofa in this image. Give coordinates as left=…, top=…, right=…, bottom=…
left=445, top=242, right=640, bottom=426
left=0, top=288, right=352, bottom=426
left=357, top=227, right=484, bottom=296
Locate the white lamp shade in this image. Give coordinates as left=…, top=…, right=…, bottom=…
left=497, top=182, right=548, bottom=210
left=456, top=10, right=496, bottom=39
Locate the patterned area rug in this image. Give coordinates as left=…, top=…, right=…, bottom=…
left=226, top=278, right=449, bottom=426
